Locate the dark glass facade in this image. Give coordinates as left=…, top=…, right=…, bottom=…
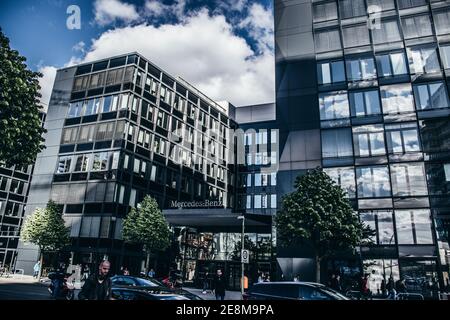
left=275, top=0, right=450, bottom=295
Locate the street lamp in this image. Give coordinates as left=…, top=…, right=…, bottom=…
left=237, top=215, right=245, bottom=300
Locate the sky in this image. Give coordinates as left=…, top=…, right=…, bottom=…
left=0, top=0, right=275, bottom=107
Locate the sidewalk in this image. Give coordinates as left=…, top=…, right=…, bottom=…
left=184, top=287, right=242, bottom=300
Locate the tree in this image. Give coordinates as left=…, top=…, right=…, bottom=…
left=123, top=195, right=171, bottom=274
left=0, top=28, right=46, bottom=167
left=20, top=201, right=70, bottom=280
left=275, top=168, right=373, bottom=283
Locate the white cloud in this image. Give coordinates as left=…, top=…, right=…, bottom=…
left=239, top=3, right=274, bottom=53
left=38, top=66, right=57, bottom=111
left=72, top=41, right=86, bottom=53
left=77, top=9, right=274, bottom=106
left=94, top=0, right=140, bottom=26
left=218, top=0, right=248, bottom=12
left=144, top=0, right=186, bottom=20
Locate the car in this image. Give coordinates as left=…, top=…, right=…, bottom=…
left=111, top=287, right=190, bottom=300
left=110, top=275, right=202, bottom=300
left=244, top=282, right=350, bottom=300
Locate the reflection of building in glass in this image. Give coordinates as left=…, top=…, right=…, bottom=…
left=275, top=0, right=450, bottom=295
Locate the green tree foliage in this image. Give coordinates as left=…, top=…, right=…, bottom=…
left=21, top=200, right=70, bottom=279
left=276, top=168, right=373, bottom=282
left=0, top=29, right=46, bottom=167
left=123, top=195, right=171, bottom=273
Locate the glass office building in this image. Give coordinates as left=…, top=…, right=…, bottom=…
left=275, top=0, right=450, bottom=293
left=14, top=54, right=276, bottom=285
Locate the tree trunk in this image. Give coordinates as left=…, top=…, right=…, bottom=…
left=315, top=255, right=321, bottom=284
left=37, top=250, right=43, bottom=282
left=145, top=251, right=151, bottom=275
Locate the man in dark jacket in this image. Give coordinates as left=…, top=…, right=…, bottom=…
left=213, top=269, right=227, bottom=300
left=78, top=260, right=112, bottom=300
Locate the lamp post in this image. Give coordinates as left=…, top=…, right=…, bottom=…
left=237, top=215, right=245, bottom=300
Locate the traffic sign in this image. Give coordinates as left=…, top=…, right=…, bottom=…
left=241, top=249, right=249, bottom=263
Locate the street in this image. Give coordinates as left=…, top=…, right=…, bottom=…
left=0, top=276, right=51, bottom=300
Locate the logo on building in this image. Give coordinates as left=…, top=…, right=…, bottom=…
left=170, top=200, right=224, bottom=208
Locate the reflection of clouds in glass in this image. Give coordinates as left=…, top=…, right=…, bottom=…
left=324, top=167, right=355, bottom=198
left=381, top=84, right=414, bottom=114
left=357, top=166, right=391, bottom=197
left=320, top=93, right=350, bottom=120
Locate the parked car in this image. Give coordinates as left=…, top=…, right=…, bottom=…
left=244, top=282, right=349, bottom=300
left=111, top=287, right=190, bottom=300
left=111, top=275, right=202, bottom=300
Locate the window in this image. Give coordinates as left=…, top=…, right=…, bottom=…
left=343, top=25, right=370, bottom=48
left=346, top=57, right=376, bottom=81
left=352, top=124, right=386, bottom=157
left=313, top=1, right=338, bottom=22
left=74, top=154, right=90, bottom=172
left=61, top=127, right=78, bottom=144
left=255, top=173, right=262, bottom=187
left=440, top=45, right=450, bottom=69
left=380, top=83, right=414, bottom=114
left=160, top=86, right=173, bottom=105
left=434, top=9, right=450, bottom=35
left=413, top=82, right=450, bottom=110
left=92, top=152, right=108, bottom=171
left=114, top=120, right=126, bottom=140
left=315, top=29, right=342, bottom=52
left=187, top=103, right=196, bottom=120
left=321, top=128, right=353, bottom=158
left=141, top=101, right=154, bottom=122
left=68, top=102, right=83, bottom=118
left=78, top=124, right=96, bottom=143
left=73, top=75, right=89, bottom=91
left=117, top=185, right=125, bottom=204
left=84, top=98, right=100, bottom=116
left=10, top=179, right=25, bottom=195
left=119, top=93, right=129, bottom=110
left=247, top=174, right=252, bottom=187
left=270, top=194, right=277, bottom=209
left=367, top=0, right=395, bottom=11
left=89, top=72, right=105, bottom=89
left=254, top=195, right=262, bottom=209
left=261, top=174, right=268, bottom=186
left=157, top=111, right=169, bottom=129
left=57, top=156, right=72, bottom=173
left=376, top=52, right=408, bottom=77
left=401, top=15, right=433, bottom=39
left=349, top=89, right=381, bottom=117
left=372, top=19, right=401, bottom=44
left=130, top=96, right=139, bottom=113
left=153, top=136, right=166, bottom=155
left=395, top=209, right=433, bottom=244
left=137, top=129, right=151, bottom=149
left=124, top=66, right=135, bottom=83
left=270, top=172, right=277, bottom=186
left=390, top=163, right=427, bottom=196
left=317, top=61, right=346, bottom=85
left=407, top=46, right=440, bottom=74
left=96, top=122, right=115, bottom=141
left=339, top=0, right=366, bottom=18
left=127, top=124, right=135, bottom=142
left=360, top=210, right=395, bottom=245
left=173, top=95, right=186, bottom=113
left=0, top=176, right=9, bottom=191
left=246, top=195, right=252, bottom=209
left=319, top=92, right=350, bottom=120
left=385, top=122, right=420, bottom=154
left=129, top=189, right=137, bottom=207
left=256, top=131, right=268, bottom=145
left=102, top=95, right=118, bottom=113
left=106, top=68, right=124, bottom=86
left=397, top=0, right=426, bottom=9
left=356, top=166, right=391, bottom=198
left=324, top=166, right=356, bottom=198
left=445, top=164, right=450, bottom=182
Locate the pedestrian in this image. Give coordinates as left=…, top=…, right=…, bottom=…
left=293, top=274, right=300, bottom=282
left=78, top=260, right=112, bottom=300
left=360, top=274, right=371, bottom=300
left=213, top=269, right=226, bottom=301
left=202, top=272, right=209, bottom=294
left=331, top=274, right=342, bottom=292
left=123, top=267, right=130, bottom=276
left=33, top=261, right=41, bottom=279
left=148, top=268, right=155, bottom=278
left=387, top=276, right=396, bottom=300
left=380, top=279, right=387, bottom=297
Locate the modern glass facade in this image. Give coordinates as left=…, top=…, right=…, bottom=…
left=275, top=0, right=450, bottom=295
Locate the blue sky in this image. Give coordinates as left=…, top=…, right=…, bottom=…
left=0, top=0, right=275, bottom=106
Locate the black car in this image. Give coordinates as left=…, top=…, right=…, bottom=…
left=244, top=282, right=349, bottom=300
left=110, top=275, right=202, bottom=300
left=111, top=287, right=190, bottom=300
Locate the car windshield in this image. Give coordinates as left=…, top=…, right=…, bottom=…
left=135, top=278, right=162, bottom=287
left=318, top=286, right=349, bottom=300
left=155, top=294, right=190, bottom=300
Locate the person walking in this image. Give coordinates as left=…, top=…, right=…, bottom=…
left=202, top=272, right=210, bottom=294
left=213, top=269, right=227, bottom=301
left=387, top=276, right=397, bottom=300
left=78, top=260, right=112, bottom=300
left=33, top=261, right=41, bottom=279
